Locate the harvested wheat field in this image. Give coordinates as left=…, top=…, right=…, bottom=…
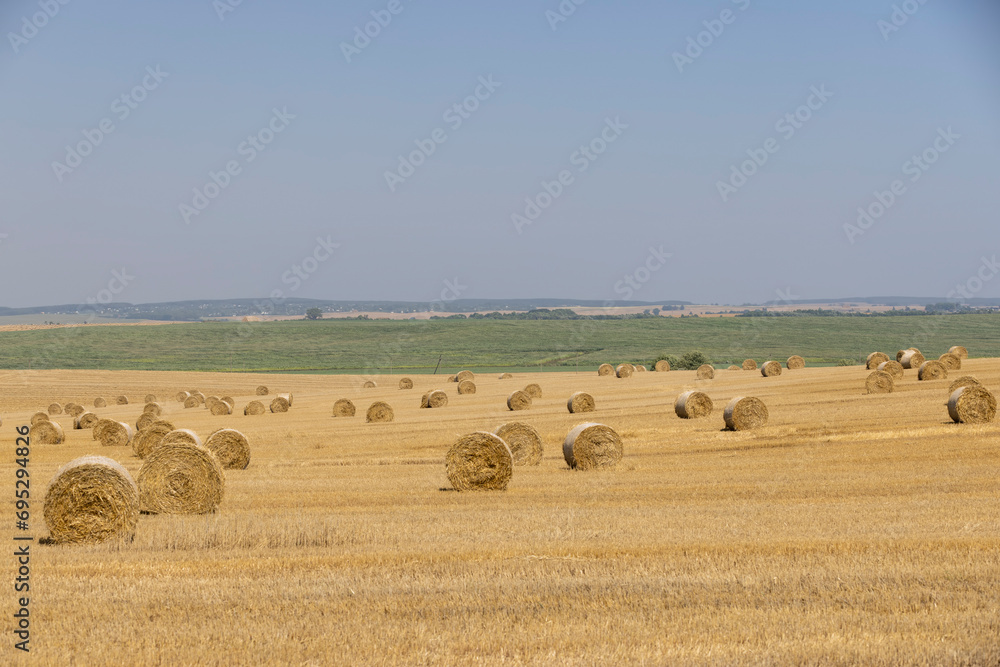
left=2, top=362, right=1000, bottom=665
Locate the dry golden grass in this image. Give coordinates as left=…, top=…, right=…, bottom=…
left=2, top=362, right=1000, bottom=665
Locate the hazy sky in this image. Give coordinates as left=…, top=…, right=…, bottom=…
left=2, top=0, right=999, bottom=308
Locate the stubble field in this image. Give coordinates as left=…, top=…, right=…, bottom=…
left=2, top=360, right=999, bottom=665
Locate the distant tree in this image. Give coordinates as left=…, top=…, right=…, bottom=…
left=652, top=308, right=660, bottom=316
left=651, top=354, right=680, bottom=370
left=305, top=308, right=323, bottom=320
left=677, top=351, right=708, bottom=370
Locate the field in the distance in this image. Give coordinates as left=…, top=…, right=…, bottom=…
left=1, top=314, right=998, bottom=372
left=3, top=361, right=999, bottom=665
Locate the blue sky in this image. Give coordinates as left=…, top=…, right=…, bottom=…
left=1, top=0, right=998, bottom=307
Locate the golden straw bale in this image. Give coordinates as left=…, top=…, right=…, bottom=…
left=43, top=456, right=139, bottom=544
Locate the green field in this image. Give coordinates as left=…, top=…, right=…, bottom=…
left=0, top=315, right=996, bottom=373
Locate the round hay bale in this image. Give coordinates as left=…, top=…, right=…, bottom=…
left=877, top=360, right=904, bottom=380
left=654, top=360, right=670, bottom=372
left=144, top=394, right=157, bottom=403
left=425, top=390, right=449, bottom=408
left=183, top=396, right=200, bottom=409
left=205, top=428, right=251, bottom=470
left=674, top=390, right=713, bottom=419
left=697, top=365, right=715, bottom=380
left=95, top=421, right=133, bottom=447
left=31, top=412, right=50, bottom=426
left=269, top=396, right=290, bottom=413
left=48, top=403, right=63, bottom=415
left=498, top=373, right=513, bottom=379
left=723, top=397, right=769, bottom=431
left=279, top=393, right=293, bottom=407
left=727, top=365, right=740, bottom=371
left=742, top=359, right=757, bottom=371
left=366, top=401, right=394, bottom=423
left=948, top=385, right=997, bottom=424
left=363, top=380, right=377, bottom=389
left=456, top=370, right=475, bottom=383
left=204, top=396, right=223, bottom=411
left=209, top=400, right=233, bottom=416
left=332, top=399, right=356, bottom=417
left=446, top=432, right=513, bottom=491
left=94, top=397, right=108, bottom=408
left=948, top=346, right=969, bottom=359
left=563, top=423, right=622, bottom=470
left=446, top=375, right=456, bottom=383
left=399, top=378, right=414, bottom=390
left=43, top=456, right=139, bottom=544
left=458, top=380, right=477, bottom=395
left=615, top=363, right=634, bottom=378
left=761, top=361, right=782, bottom=377
left=948, top=376, right=981, bottom=394
left=493, top=422, right=543, bottom=466
left=137, top=441, right=224, bottom=515
left=74, top=412, right=99, bottom=430
left=865, top=371, right=895, bottom=394
left=175, top=391, right=190, bottom=403
left=255, top=385, right=269, bottom=396
left=221, top=397, right=235, bottom=409
left=918, top=360, right=948, bottom=381
left=65, top=403, right=85, bottom=418
left=938, top=353, right=962, bottom=371
left=523, top=383, right=542, bottom=399
left=634, top=364, right=646, bottom=373
left=866, top=352, right=890, bottom=370
left=597, top=363, right=614, bottom=377
left=507, top=390, right=532, bottom=411
left=131, top=420, right=176, bottom=459
left=136, top=412, right=157, bottom=432
left=189, top=392, right=206, bottom=405
left=244, top=401, right=266, bottom=416
left=900, top=350, right=925, bottom=369
left=160, top=428, right=202, bottom=449
left=32, top=420, right=65, bottom=444
left=567, top=392, right=595, bottom=414
left=115, top=395, right=129, bottom=405
left=92, top=418, right=114, bottom=442
left=786, top=355, right=805, bottom=370
left=143, top=402, right=163, bottom=416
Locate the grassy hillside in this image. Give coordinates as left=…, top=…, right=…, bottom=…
left=0, top=315, right=996, bottom=373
